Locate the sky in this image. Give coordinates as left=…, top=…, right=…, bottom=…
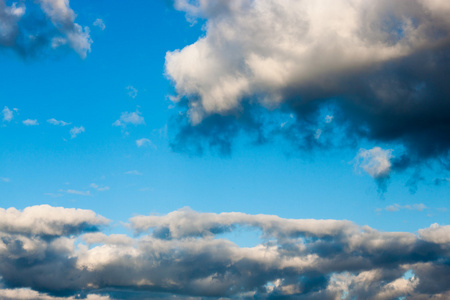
left=1, top=0, right=450, bottom=299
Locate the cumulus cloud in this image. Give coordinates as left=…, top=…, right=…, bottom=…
left=165, top=0, right=450, bottom=171
left=22, top=119, right=38, bottom=126
left=47, top=118, right=70, bottom=126
left=0, top=0, right=92, bottom=58
left=113, top=110, right=145, bottom=127
left=70, top=126, right=85, bottom=138
left=2, top=106, right=13, bottom=122
left=0, top=206, right=449, bottom=299
left=355, top=147, right=393, bottom=179
left=126, top=85, right=138, bottom=99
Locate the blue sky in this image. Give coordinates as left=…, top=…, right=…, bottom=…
left=1, top=0, right=450, bottom=299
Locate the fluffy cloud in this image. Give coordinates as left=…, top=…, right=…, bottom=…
left=165, top=0, right=450, bottom=167
left=1, top=205, right=449, bottom=299
left=70, top=126, right=85, bottom=138
left=135, top=138, right=153, bottom=148
left=93, top=18, right=105, bottom=31
left=0, top=0, right=92, bottom=58
left=47, top=118, right=70, bottom=126
left=113, top=110, right=145, bottom=127
left=22, top=119, right=38, bottom=126
left=2, top=106, right=13, bottom=122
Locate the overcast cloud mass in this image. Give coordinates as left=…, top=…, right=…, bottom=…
left=166, top=0, right=450, bottom=171
left=0, top=205, right=449, bottom=299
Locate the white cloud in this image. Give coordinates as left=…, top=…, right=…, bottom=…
left=47, top=118, right=70, bottom=126
left=355, top=147, right=393, bottom=179
left=2, top=106, right=13, bottom=122
left=65, top=189, right=91, bottom=196
left=70, top=126, right=85, bottom=138
left=124, top=170, right=143, bottom=175
left=113, top=110, right=145, bottom=127
left=126, top=85, right=138, bottom=98
left=93, top=18, right=105, bottom=30
left=136, top=138, right=153, bottom=148
left=419, top=223, right=450, bottom=244
left=22, top=119, right=39, bottom=126
left=0, top=177, right=10, bottom=182
left=90, top=183, right=110, bottom=192
left=384, top=203, right=427, bottom=212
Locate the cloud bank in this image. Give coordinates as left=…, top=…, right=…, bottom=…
left=1, top=205, right=450, bottom=299
left=0, top=0, right=92, bottom=58
left=165, top=0, right=450, bottom=167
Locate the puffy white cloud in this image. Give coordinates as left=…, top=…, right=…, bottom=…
left=355, top=147, right=393, bottom=179
left=2, top=106, right=13, bottom=122
left=418, top=223, right=450, bottom=244
left=0, top=205, right=108, bottom=236
left=47, top=118, right=70, bottom=126
left=113, top=110, right=145, bottom=127
left=70, top=126, right=85, bottom=138
left=22, top=119, right=38, bottom=126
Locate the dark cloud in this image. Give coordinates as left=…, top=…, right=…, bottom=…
left=1, top=205, right=450, bottom=299
left=165, top=0, right=450, bottom=184
left=0, top=0, right=91, bottom=59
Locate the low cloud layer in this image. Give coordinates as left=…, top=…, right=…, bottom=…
left=165, top=0, right=450, bottom=169
left=0, top=0, right=91, bottom=58
left=1, top=205, right=450, bottom=299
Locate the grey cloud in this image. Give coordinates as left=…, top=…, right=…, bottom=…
left=0, top=0, right=91, bottom=58
left=0, top=206, right=450, bottom=299
left=165, top=0, right=450, bottom=176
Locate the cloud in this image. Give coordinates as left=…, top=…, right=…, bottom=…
left=22, top=119, right=38, bottom=126
left=0, top=177, right=10, bottom=183
left=93, top=18, right=105, bottom=31
left=90, top=183, right=109, bottom=192
left=0, top=0, right=92, bottom=58
left=384, top=203, right=427, bottom=212
left=126, top=86, right=138, bottom=99
left=47, top=118, right=70, bottom=126
left=70, top=126, right=85, bottom=139
left=124, top=170, right=143, bottom=175
left=135, top=138, right=153, bottom=148
left=2, top=106, right=13, bottom=122
left=355, top=147, right=393, bottom=179
left=65, top=189, right=90, bottom=196
left=165, top=0, right=450, bottom=171
left=112, top=110, right=145, bottom=127
left=0, top=206, right=449, bottom=299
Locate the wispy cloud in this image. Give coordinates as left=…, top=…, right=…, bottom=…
left=126, top=86, right=138, bottom=99
left=93, top=18, right=105, bottom=30
left=65, top=189, right=91, bottom=196
left=90, top=183, right=110, bottom=192
left=383, top=203, right=427, bottom=212
left=0, top=177, right=10, bottom=183
left=124, top=170, right=143, bottom=175
left=22, top=119, right=39, bottom=126
left=136, top=138, right=154, bottom=148
left=47, top=118, right=71, bottom=126
left=70, top=126, right=85, bottom=138
left=113, top=110, right=144, bottom=127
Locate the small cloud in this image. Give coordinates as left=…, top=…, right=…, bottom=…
left=44, top=193, right=63, bottom=198
left=22, top=119, right=39, bottom=126
left=325, top=115, right=334, bottom=123
left=70, top=126, right=85, bottom=138
left=355, top=147, right=393, bottom=179
left=126, top=86, right=138, bottom=99
left=125, top=170, right=143, bottom=176
left=136, top=138, right=154, bottom=148
left=2, top=106, right=13, bottom=122
left=383, top=203, right=427, bottom=212
left=0, top=177, right=10, bottom=183
left=113, top=110, right=145, bottom=127
left=93, top=18, right=105, bottom=30
left=90, top=183, right=110, bottom=192
left=65, top=189, right=91, bottom=196
left=314, top=129, right=322, bottom=140
left=47, top=118, right=71, bottom=126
